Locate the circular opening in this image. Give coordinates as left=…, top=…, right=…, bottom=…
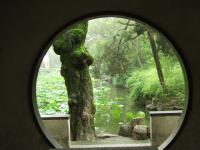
left=33, top=15, right=189, bottom=149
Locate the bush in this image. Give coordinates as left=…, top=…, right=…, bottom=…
left=127, top=55, right=185, bottom=107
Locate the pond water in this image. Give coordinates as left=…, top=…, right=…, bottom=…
left=93, top=79, right=149, bottom=134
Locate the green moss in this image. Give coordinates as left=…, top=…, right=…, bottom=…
left=70, top=21, right=88, bottom=34
left=67, top=29, right=86, bottom=44
left=70, top=45, right=94, bottom=66
left=53, top=21, right=88, bottom=55
left=71, top=46, right=87, bottom=58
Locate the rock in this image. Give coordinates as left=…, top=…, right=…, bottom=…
left=132, top=125, right=150, bottom=140
left=156, top=104, right=163, bottom=111
left=118, top=123, right=132, bottom=137
left=172, top=105, right=183, bottom=110
left=133, top=125, right=149, bottom=134
left=119, top=118, right=145, bottom=137
left=169, top=100, right=178, bottom=106
left=146, top=104, right=157, bottom=111
left=130, top=118, right=144, bottom=128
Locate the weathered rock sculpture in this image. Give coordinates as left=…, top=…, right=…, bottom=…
left=53, top=21, right=96, bottom=141
left=119, top=117, right=150, bottom=140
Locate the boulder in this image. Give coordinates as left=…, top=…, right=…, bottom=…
left=119, top=123, right=132, bottom=137
left=130, top=117, right=144, bottom=128
left=132, top=125, right=150, bottom=140
left=119, top=118, right=145, bottom=137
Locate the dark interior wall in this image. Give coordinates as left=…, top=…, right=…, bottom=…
left=0, top=0, right=200, bottom=150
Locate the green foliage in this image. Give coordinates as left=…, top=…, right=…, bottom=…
left=36, top=71, right=144, bottom=133
left=36, top=69, right=68, bottom=115
left=92, top=79, right=122, bottom=133
left=155, top=33, right=174, bottom=56
left=134, top=23, right=146, bottom=35
left=53, top=21, right=88, bottom=55
left=127, top=52, right=185, bottom=106
left=71, top=45, right=94, bottom=66
left=124, top=111, right=146, bottom=122
left=112, top=74, right=128, bottom=88
left=125, top=112, right=136, bottom=122
left=36, top=17, right=186, bottom=135
left=136, top=111, right=146, bottom=118
left=92, top=78, right=146, bottom=133
left=85, top=17, right=141, bottom=77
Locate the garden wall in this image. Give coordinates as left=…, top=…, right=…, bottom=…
left=42, top=114, right=70, bottom=148
left=149, top=111, right=182, bottom=147
left=41, top=111, right=182, bottom=148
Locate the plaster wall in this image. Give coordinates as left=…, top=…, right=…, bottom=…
left=150, top=115, right=180, bottom=147
left=0, top=1, right=199, bottom=150
left=43, top=119, right=70, bottom=148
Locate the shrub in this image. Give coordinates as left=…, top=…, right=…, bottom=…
left=127, top=55, right=185, bottom=107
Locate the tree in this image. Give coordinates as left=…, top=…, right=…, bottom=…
left=53, top=21, right=96, bottom=141
left=147, top=31, right=165, bottom=89
left=131, top=22, right=165, bottom=89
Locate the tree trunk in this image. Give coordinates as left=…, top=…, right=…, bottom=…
left=147, top=31, right=165, bottom=89
left=53, top=21, right=96, bottom=141
left=136, top=39, right=143, bottom=67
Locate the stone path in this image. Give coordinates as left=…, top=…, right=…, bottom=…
left=70, top=136, right=151, bottom=148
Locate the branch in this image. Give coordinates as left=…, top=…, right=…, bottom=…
left=103, top=22, right=146, bottom=58
left=120, top=33, right=141, bottom=46
left=117, top=20, right=135, bottom=27
left=123, top=20, right=130, bottom=30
